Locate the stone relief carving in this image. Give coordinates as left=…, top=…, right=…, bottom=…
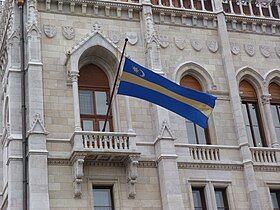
left=126, top=155, right=139, bottom=199
left=174, top=37, right=185, bottom=50
left=91, top=22, right=101, bottom=33
left=259, top=45, right=270, bottom=58
left=62, top=26, right=75, bottom=40
left=244, top=44, right=255, bottom=57
left=28, top=113, right=48, bottom=135
left=158, top=35, right=169, bottom=48
left=43, top=24, right=56, bottom=38
left=126, top=32, right=138, bottom=45
left=230, top=42, right=240, bottom=55
left=275, top=47, right=280, bottom=58
left=191, top=39, right=202, bottom=51
left=108, top=31, right=121, bottom=44
left=72, top=157, right=85, bottom=198
left=261, top=94, right=271, bottom=105
left=206, top=40, right=218, bottom=53
left=158, top=120, right=174, bottom=139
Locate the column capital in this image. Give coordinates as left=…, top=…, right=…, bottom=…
left=261, top=94, right=271, bottom=105
left=70, top=71, right=79, bottom=82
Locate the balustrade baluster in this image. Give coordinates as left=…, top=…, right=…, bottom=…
left=255, top=151, right=260, bottom=162
left=190, top=0, right=195, bottom=9
left=169, top=0, right=173, bottom=7
left=216, top=149, right=220, bottom=160
left=268, top=4, right=273, bottom=18
left=194, top=148, right=198, bottom=159
left=239, top=0, right=244, bottom=14
left=123, top=137, right=128, bottom=150
left=229, top=0, right=234, bottom=13
left=201, top=148, right=205, bottom=160
left=258, top=3, right=264, bottom=16
left=109, top=136, right=113, bottom=149
left=179, top=0, right=184, bottom=8
left=82, top=136, right=87, bottom=148
left=272, top=152, right=276, bottom=162
left=197, top=148, right=202, bottom=160
left=104, top=136, right=108, bottom=149
left=93, top=135, right=97, bottom=149
left=89, top=135, right=93, bottom=149
left=267, top=151, right=272, bottom=162
left=263, top=151, right=268, bottom=162
left=158, top=0, right=163, bottom=6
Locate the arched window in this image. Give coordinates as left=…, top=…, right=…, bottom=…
left=240, top=80, right=266, bottom=147
left=269, top=82, right=280, bottom=143
left=78, top=64, right=113, bottom=131
left=180, top=75, right=210, bottom=144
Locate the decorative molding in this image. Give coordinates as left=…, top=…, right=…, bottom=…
left=27, top=113, right=48, bottom=135
left=158, top=34, right=169, bottom=48
left=108, top=30, right=121, bottom=44
left=259, top=45, right=271, bottom=58
left=178, top=162, right=244, bottom=171
left=244, top=43, right=255, bottom=57
left=43, top=24, right=56, bottom=38
left=126, top=32, right=138, bottom=45
left=62, top=26, right=75, bottom=40
left=91, top=22, right=101, bottom=33
left=191, top=39, right=202, bottom=51
left=125, top=155, right=139, bottom=199
left=230, top=42, right=240, bottom=55
left=48, top=158, right=70, bottom=165
left=157, top=120, right=175, bottom=140
left=138, top=161, right=157, bottom=168
left=206, top=40, right=218, bottom=53
left=275, top=47, right=280, bottom=58
left=254, top=165, right=280, bottom=172
left=174, top=37, right=185, bottom=50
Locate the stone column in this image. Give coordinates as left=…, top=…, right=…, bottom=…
left=261, top=94, right=279, bottom=147
left=141, top=2, right=185, bottom=209
left=213, top=1, right=262, bottom=209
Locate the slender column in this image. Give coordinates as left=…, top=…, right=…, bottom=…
left=239, top=0, right=244, bottom=14
left=71, top=72, right=82, bottom=131
left=190, top=0, right=195, bottom=9
left=169, top=0, right=173, bottom=7
left=261, top=95, right=279, bottom=147
left=229, top=0, right=234, bottom=13
left=268, top=4, right=273, bottom=17
left=158, top=0, right=162, bottom=6
left=125, top=96, right=134, bottom=132
left=249, top=2, right=254, bottom=16
left=201, top=0, right=205, bottom=10
left=179, top=0, right=184, bottom=8
left=258, top=3, right=263, bottom=16
left=213, top=1, right=262, bottom=209
left=277, top=5, right=280, bottom=18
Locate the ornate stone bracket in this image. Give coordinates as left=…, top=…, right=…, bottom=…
left=125, top=155, right=139, bottom=199
left=72, top=156, right=85, bottom=198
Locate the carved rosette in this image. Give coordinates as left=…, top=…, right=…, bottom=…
left=43, top=25, right=56, bottom=38
left=230, top=43, right=240, bottom=55
left=62, top=26, right=75, bottom=40
left=126, top=32, right=138, bottom=45
left=191, top=39, right=202, bottom=51
left=174, top=37, right=186, bottom=50
left=158, top=35, right=169, bottom=48
left=275, top=47, right=280, bottom=58
left=244, top=44, right=255, bottom=57
left=206, top=40, right=218, bottom=53
left=260, top=45, right=270, bottom=58
left=108, top=31, right=121, bottom=44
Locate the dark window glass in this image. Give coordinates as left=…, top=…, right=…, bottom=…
left=270, top=190, right=280, bottom=210
left=192, top=187, right=207, bottom=210
left=271, top=105, right=280, bottom=142
left=181, top=75, right=210, bottom=144
left=78, top=64, right=113, bottom=131
left=215, top=188, right=229, bottom=210
left=93, top=186, right=113, bottom=210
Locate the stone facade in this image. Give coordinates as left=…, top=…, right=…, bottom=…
left=0, top=0, right=279, bottom=209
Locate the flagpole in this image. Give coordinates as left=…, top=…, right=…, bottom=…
left=102, top=38, right=128, bottom=132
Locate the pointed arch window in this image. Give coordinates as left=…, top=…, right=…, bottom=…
left=239, top=80, right=266, bottom=147
left=269, top=82, right=280, bottom=144
left=78, top=64, right=113, bottom=131
left=180, top=75, right=210, bottom=144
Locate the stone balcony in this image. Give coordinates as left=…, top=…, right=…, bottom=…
left=70, top=130, right=140, bottom=162
left=250, top=147, right=280, bottom=165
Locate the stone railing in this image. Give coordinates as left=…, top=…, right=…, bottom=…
left=189, top=145, right=220, bottom=161
left=70, top=131, right=137, bottom=152
left=222, top=0, right=279, bottom=19
left=151, top=0, right=214, bottom=12
left=251, top=147, right=279, bottom=164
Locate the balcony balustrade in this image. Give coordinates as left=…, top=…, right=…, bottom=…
left=250, top=147, right=280, bottom=164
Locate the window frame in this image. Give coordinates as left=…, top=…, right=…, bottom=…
left=191, top=187, right=207, bottom=210
left=92, top=185, right=114, bottom=210
left=214, top=187, right=229, bottom=210
left=270, top=189, right=280, bottom=210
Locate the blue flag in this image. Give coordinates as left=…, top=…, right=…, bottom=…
left=117, top=58, right=217, bottom=128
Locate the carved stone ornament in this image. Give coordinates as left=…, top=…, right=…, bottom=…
left=230, top=42, right=240, bottom=55
left=158, top=35, right=169, bottom=48
left=191, top=39, right=202, bottom=51
left=43, top=24, right=56, bottom=38
left=261, top=94, right=271, bottom=105
left=108, top=31, right=121, bottom=44
left=91, top=22, right=101, bottom=33
left=126, top=155, right=139, bottom=199
left=260, top=45, right=270, bottom=58
left=73, top=157, right=85, bottom=198
left=174, top=37, right=186, bottom=50
left=126, top=32, right=138, bottom=45
left=275, top=46, right=280, bottom=58
left=62, top=26, right=75, bottom=40
left=244, top=44, right=255, bottom=57
left=206, top=40, right=218, bottom=53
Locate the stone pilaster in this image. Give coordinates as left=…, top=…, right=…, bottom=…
left=141, top=2, right=185, bottom=209
left=261, top=94, right=279, bottom=147
left=213, top=0, right=262, bottom=209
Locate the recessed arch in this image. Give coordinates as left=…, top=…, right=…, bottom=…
left=264, top=69, right=280, bottom=88
left=174, top=61, right=215, bottom=91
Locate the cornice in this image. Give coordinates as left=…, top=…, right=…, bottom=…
left=225, top=14, right=280, bottom=25
left=253, top=165, right=280, bottom=172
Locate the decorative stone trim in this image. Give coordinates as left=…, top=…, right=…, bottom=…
left=254, top=165, right=280, bottom=172
left=48, top=158, right=70, bottom=165
left=72, top=156, right=85, bottom=198
left=125, top=155, right=139, bottom=199
left=178, top=162, right=244, bottom=171
left=138, top=161, right=157, bottom=168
